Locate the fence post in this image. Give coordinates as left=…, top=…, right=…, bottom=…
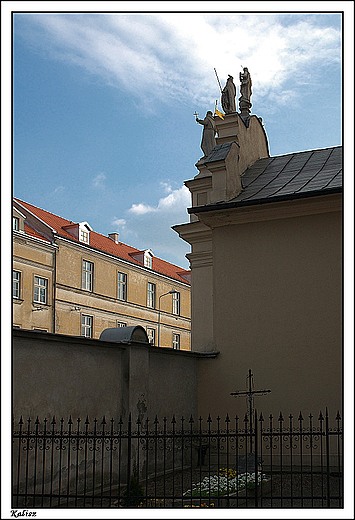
left=325, top=408, right=330, bottom=508
left=254, top=409, right=258, bottom=507
left=126, top=413, right=132, bottom=507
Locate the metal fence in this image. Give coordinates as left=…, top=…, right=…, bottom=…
left=12, top=409, right=342, bottom=508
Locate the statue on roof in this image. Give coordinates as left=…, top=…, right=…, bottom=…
left=221, top=75, right=237, bottom=114
left=195, top=111, right=217, bottom=157
left=239, top=67, right=252, bottom=117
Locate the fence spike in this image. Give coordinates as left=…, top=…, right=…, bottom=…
left=207, top=414, right=212, bottom=423
left=189, top=415, right=194, bottom=424
left=278, top=412, right=284, bottom=422
left=225, top=413, right=230, bottom=423
left=318, top=411, right=324, bottom=421
left=171, top=415, right=176, bottom=424
left=19, top=416, right=23, bottom=425
left=154, top=415, right=159, bottom=425
left=68, top=416, right=73, bottom=425
left=85, top=415, right=90, bottom=425
left=309, top=413, right=313, bottom=420
left=101, top=416, right=106, bottom=425
left=259, top=412, right=264, bottom=422
left=51, top=416, right=56, bottom=425
left=298, top=411, right=303, bottom=421
left=35, top=416, right=40, bottom=425
left=336, top=410, right=341, bottom=421
left=243, top=413, right=248, bottom=423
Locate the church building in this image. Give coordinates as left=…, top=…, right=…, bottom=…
left=174, top=70, right=342, bottom=420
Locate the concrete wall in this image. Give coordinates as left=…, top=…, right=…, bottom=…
left=12, top=329, right=199, bottom=423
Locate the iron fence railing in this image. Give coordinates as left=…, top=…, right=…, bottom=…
left=12, top=409, right=342, bottom=508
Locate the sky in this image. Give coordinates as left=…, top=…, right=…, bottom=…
left=7, top=5, right=346, bottom=270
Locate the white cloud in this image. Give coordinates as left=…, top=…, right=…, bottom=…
left=111, top=217, right=127, bottom=231
left=128, top=185, right=190, bottom=215
left=92, top=172, right=106, bottom=188
left=111, top=183, right=191, bottom=267
left=20, top=13, right=340, bottom=111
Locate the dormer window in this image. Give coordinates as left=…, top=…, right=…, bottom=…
left=129, top=249, right=154, bottom=269
left=79, top=222, right=92, bottom=244
left=144, top=250, right=153, bottom=269
left=80, top=229, right=89, bottom=243
left=63, top=221, right=92, bottom=244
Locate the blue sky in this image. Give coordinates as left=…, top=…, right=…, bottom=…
left=10, top=8, right=344, bottom=269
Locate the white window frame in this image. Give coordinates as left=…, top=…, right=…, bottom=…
left=147, top=327, right=156, bottom=345
left=144, top=251, right=153, bottom=269
left=147, top=282, right=156, bottom=309
left=13, top=270, right=21, bottom=299
left=13, top=217, right=19, bottom=231
left=33, top=276, right=48, bottom=304
left=82, top=260, right=94, bottom=292
left=117, top=321, right=127, bottom=328
left=80, top=229, right=89, bottom=243
left=173, top=333, right=180, bottom=350
left=81, top=314, right=93, bottom=338
left=117, top=272, right=127, bottom=301
left=172, top=291, right=180, bottom=316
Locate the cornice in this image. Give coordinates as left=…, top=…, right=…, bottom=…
left=196, top=193, right=342, bottom=229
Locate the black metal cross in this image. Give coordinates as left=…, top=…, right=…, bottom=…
left=231, top=369, right=271, bottom=451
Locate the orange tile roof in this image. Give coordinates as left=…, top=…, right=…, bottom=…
left=14, top=198, right=190, bottom=284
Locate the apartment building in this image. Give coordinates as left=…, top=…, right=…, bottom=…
left=13, top=198, right=191, bottom=350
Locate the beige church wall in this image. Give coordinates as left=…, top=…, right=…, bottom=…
left=197, top=209, right=342, bottom=423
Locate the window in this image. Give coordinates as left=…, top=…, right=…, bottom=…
left=82, top=260, right=94, bottom=291
left=144, top=251, right=153, bottom=269
left=173, top=333, right=180, bottom=350
left=13, top=271, right=21, bottom=299
left=117, top=272, right=127, bottom=301
left=172, top=291, right=180, bottom=316
left=80, top=229, right=89, bottom=243
left=34, top=276, right=48, bottom=304
left=13, top=217, right=19, bottom=231
left=81, top=315, right=93, bottom=337
left=147, top=282, right=156, bottom=309
left=117, top=321, right=127, bottom=328
left=147, top=328, right=156, bottom=345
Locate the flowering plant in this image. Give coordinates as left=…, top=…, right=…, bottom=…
left=183, top=468, right=269, bottom=497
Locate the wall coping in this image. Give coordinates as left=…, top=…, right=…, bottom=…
left=12, top=328, right=219, bottom=358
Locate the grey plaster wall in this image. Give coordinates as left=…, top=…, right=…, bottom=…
left=12, top=329, right=199, bottom=423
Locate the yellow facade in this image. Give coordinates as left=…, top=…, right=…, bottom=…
left=13, top=202, right=191, bottom=349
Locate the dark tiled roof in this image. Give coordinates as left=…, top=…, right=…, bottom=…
left=190, top=146, right=342, bottom=214
left=204, top=142, right=235, bottom=163
left=14, top=199, right=191, bottom=285
left=233, top=146, right=342, bottom=203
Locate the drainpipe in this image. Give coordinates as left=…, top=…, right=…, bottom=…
left=52, top=243, right=57, bottom=333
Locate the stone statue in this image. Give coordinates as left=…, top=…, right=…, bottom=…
left=196, top=111, right=217, bottom=157
left=221, top=75, right=237, bottom=114
left=239, top=67, right=252, bottom=117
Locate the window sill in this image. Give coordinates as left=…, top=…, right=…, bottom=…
left=13, top=298, right=24, bottom=304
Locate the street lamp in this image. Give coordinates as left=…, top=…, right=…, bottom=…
left=157, top=290, right=178, bottom=348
